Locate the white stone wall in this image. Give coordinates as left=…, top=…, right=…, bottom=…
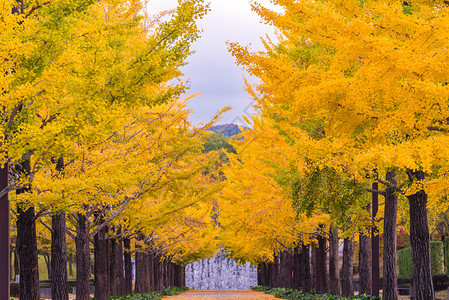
left=185, top=250, right=257, bottom=289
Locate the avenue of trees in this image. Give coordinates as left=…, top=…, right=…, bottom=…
left=4, top=0, right=449, bottom=300
left=220, top=1, right=449, bottom=300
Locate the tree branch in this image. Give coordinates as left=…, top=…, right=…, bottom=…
left=366, top=188, right=386, bottom=196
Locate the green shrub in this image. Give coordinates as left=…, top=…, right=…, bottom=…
left=398, top=241, right=444, bottom=276
left=398, top=247, right=412, bottom=276
left=107, top=286, right=189, bottom=300
left=444, top=239, right=449, bottom=273
left=431, top=241, right=445, bottom=275
left=251, top=286, right=380, bottom=300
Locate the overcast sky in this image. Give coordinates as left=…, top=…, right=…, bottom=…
left=148, top=0, right=278, bottom=125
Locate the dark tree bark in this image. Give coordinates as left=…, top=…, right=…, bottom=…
left=314, top=234, right=328, bottom=294
left=273, top=253, right=280, bottom=287
left=144, top=249, right=151, bottom=292
left=68, top=253, right=73, bottom=276
left=310, top=242, right=316, bottom=290
left=94, top=219, right=110, bottom=300
left=10, top=244, right=13, bottom=281
left=16, top=205, right=39, bottom=300
left=76, top=213, right=91, bottom=300
left=148, top=249, right=155, bottom=290
left=299, top=243, right=312, bottom=292
left=359, top=227, right=372, bottom=295
left=342, top=236, right=354, bottom=297
left=407, top=170, right=434, bottom=300
left=109, top=229, right=125, bottom=296
left=329, top=226, right=341, bottom=295
left=134, top=237, right=145, bottom=293
left=51, top=213, right=69, bottom=300
left=123, top=238, right=133, bottom=294
left=110, top=235, right=118, bottom=296
left=383, top=170, right=398, bottom=300
left=154, top=251, right=162, bottom=292
left=280, top=251, right=292, bottom=288
left=180, top=265, right=185, bottom=287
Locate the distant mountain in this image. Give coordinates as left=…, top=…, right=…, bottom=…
left=207, top=124, right=248, bottom=137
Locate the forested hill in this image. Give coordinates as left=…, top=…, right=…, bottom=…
left=208, top=124, right=248, bottom=137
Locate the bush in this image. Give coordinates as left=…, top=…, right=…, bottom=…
left=398, top=241, right=444, bottom=276
left=251, top=286, right=380, bottom=300
left=444, top=239, right=449, bottom=273
left=108, top=286, right=190, bottom=300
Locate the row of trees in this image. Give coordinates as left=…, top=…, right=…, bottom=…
left=2, top=0, right=227, bottom=299
left=219, top=1, right=449, bottom=300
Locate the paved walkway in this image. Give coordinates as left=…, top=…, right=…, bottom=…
left=164, top=289, right=280, bottom=299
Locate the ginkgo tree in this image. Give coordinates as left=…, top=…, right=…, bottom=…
left=2, top=0, right=210, bottom=298
left=229, top=0, right=449, bottom=299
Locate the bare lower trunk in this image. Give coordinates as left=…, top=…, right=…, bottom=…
left=43, top=252, right=51, bottom=279
left=329, top=226, right=340, bottom=295
left=342, top=236, right=354, bottom=297
left=124, top=238, right=133, bottom=294
left=76, top=213, right=91, bottom=300
left=300, top=243, right=312, bottom=292
left=359, top=228, right=372, bottom=295
left=135, top=236, right=145, bottom=293
left=51, top=213, right=69, bottom=300
left=109, top=229, right=125, bottom=296
left=94, top=219, right=110, bottom=300
left=383, top=171, right=398, bottom=300
left=17, top=205, right=39, bottom=300
left=407, top=170, right=434, bottom=300
left=314, top=233, right=328, bottom=294
left=68, top=253, right=73, bottom=276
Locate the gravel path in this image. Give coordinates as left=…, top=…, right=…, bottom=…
left=164, top=289, right=280, bottom=299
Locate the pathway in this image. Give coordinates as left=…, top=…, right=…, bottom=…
left=164, top=289, right=280, bottom=299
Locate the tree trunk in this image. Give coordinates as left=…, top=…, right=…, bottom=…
left=94, top=219, right=110, bottom=300
left=76, top=213, right=91, bottom=300
left=149, top=248, right=155, bottom=290
left=359, top=227, right=372, bottom=295
left=154, top=251, right=162, bottom=292
left=273, top=253, right=280, bottom=287
left=51, top=213, right=69, bottom=300
left=144, top=250, right=151, bottom=292
left=10, top=244, right=13, bottom=281
left=299, top=243, right=311, bottom=292
left=14, top=246, right=19, bottom=280
left=383, top=170, right=398, bottom=300
left=43, top=252, right=51, bottom=279
left=407, top=170, right=434, bottom=300
left=68, top=253, right=73, bottom=277
left=342, top=236, right=354, bottom=297
left=135, top=237, right=145, bottom=293
left=124, top=238, right=133, bottom=294
left=280, top=251, right=292, bottom=288
left=329, top=226, right=341, bottom=295
left=314, top=234, right=328, bottom=294
left=16, top=205, right=40, bottom=300
left=110, top=230, right=125, bottom=296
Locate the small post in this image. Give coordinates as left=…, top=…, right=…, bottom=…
left=371, top=182, right=380, bottom=297
left=0, top=163, right=9, bottom=299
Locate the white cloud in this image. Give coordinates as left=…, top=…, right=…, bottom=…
left=148, top=0, right=280, bottom=124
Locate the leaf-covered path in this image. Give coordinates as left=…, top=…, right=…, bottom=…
left=164, top=289, right=280, bottom=299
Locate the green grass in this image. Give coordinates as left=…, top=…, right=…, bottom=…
left=36, top=254, right=78, bottom=280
